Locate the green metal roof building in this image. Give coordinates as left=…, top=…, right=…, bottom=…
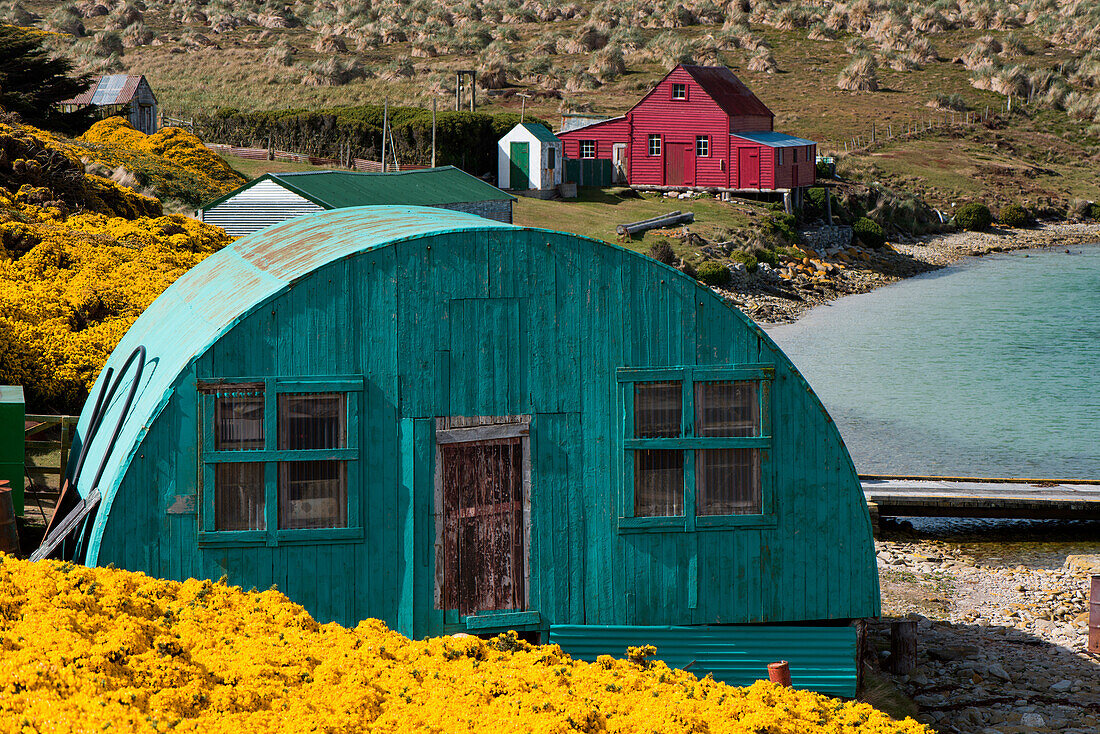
left=198, top=167, right=516, bottom=236
left=54, top=207, right=879, bottom=696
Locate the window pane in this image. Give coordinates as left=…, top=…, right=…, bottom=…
left=634, top=381, right=681, bottom=438
left=695, top=381, right=758, bottom=437
left=278, top=393, right=347, bottom=450
left=634, top=450, right=683, bottom=517
left=696, top=449, right=760, bottom=515
left=279, top=460, right=348, bottom=529
left=214, top=462, right=265, bottom=530
left=214, top=392, right=264, bottom=450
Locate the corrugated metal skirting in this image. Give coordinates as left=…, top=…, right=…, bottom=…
left=550, top=624, right=858, bottom=697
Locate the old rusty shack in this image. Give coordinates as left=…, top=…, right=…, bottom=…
left=52, top=207, right=878, bottom=695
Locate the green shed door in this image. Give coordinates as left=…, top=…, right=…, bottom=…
left=509, top=142, right=529, bottom=189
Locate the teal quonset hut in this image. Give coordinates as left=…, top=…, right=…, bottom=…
left=66, top=206, right=878, bottom=695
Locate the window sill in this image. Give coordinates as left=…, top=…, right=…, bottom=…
left=463, top=610, right=541, bottom=631
left=198, top=527, right=364, bottom=547
left=617, top=516, right=687, bottom=533
left=616, top=515, right=777, bottom=533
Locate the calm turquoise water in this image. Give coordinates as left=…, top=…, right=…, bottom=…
left=765, top=245, right=1100, bottom=480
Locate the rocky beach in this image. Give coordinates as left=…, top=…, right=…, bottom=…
left=718, top=221, right=1100, bottom=324
left=870, top=524, right=1099, bottom=734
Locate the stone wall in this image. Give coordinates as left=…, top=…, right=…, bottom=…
left=800, top=225, right=852, bottom=252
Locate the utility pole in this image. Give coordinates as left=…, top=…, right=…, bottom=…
left=381, top=97, right=388, bottom=173
left=431, top=97, right=437, bottom=168
left=519, top=93, right=531, bottom=122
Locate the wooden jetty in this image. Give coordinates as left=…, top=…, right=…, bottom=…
left=862, top=475, right=1100, bottom=522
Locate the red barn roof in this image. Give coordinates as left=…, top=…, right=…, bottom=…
left=678, top=65, right=774, bottom=118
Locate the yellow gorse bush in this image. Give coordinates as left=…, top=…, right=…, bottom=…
left=78, top=117, right=245, bottom=195
left=0, top=118, right=234, bottom=412
left=0, top=554, right=933, bottom=734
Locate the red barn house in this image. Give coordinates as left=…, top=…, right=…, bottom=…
left=558, top=65, right=816, bottom=195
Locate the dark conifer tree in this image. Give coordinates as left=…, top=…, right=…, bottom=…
left=0, top=25, right=94, bottom=132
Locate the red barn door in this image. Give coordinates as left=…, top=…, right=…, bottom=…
left=738, top=148, right=759, bottom=188
left=665, top=142, right=692, bottom=186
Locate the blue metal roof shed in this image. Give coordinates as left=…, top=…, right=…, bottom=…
left=54, top=206, right=878, bottom=696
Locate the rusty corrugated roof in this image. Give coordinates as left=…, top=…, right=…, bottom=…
left=681, top=65, right=774, bottom=119
left=61, top=74, right=145, bottom=106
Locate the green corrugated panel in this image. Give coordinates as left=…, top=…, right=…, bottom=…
left=549, top=624, right=858, bottom=697
left=0, top=386, right=24, bottom=516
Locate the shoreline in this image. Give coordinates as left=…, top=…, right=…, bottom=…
left=718, top=222, right=1100, bottom=325
left=871, top=525, right=1100, bottom=734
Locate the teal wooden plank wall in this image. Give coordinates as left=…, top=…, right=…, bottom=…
left=95, top=226, right=879, bottom=637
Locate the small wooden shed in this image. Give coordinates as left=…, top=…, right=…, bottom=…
left=59, top=74, right=158, bottom=134
left=497, top=123, right=563, bottom=191
left=197, top=167, right=515, bottom=236
left=54, top=207, right=878, bottom=695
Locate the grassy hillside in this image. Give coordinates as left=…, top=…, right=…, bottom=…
left=9, top=0, right=1099, bottom=208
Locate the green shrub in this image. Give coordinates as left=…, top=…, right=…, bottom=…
left=761, top=212, right=797, bottom=244
left=731, top=251, right=758, bottom=272
left=853, top=217, right=885, bottom=248
left=1087, top=202, right=1100, bottom=220
left=649, top=239, right=677, bottom=266
left=754, top=248, right=779, bottom=267
left=696, top=261, right=731, bottom=286
left=815, top=160, right=833, bottom=179
left=954, top=202, right=992, bottom=231
left=998, top=203, right=1030, bottom=227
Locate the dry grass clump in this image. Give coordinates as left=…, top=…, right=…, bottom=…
left=1000, top=33, right=1031, bottom=56
left=122, top=22, right=154, bottom=47
left=477, top=59, right=512, bottom=89
left=301, top=57, right=369, bottom=86
left=837, top=56, right=879, bottom=91
left=45, top=4, right=85, bottom=36
left=588, top=45, right=626, bottom=82
left=313, top=33, right=346, bottom=52
left=265, top=40, right=295, bottom=66
left=646, top=31, right=696, bottom=68
left=561, top=23, right=609, bottom=53
left=807, top=22, right=835, bottom=41
left=564, top=67, right=601, bottom=91
left=928, top=93, right=968, bottom=111
left=747, top=47, right=778, bottom=73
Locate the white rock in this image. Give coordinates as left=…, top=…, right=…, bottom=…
left=1021, top=712, right=1045, bottom=728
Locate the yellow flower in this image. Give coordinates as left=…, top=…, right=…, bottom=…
left=0, top=554, right=933, bottom=734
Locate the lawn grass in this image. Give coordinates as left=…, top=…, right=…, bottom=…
left=219, top=154, right=336, bottom=181
left=513, top=187, right=759, bottom=257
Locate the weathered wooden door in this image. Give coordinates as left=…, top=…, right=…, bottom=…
left=509, top=142, right=529, bottom=189
left=612, top=143, right=627, bottom=183
left=738, top=148, right=759, bottom=188
left=665, top=142, right=687, bottom=186
left=441, top=437, right=526, bottom=614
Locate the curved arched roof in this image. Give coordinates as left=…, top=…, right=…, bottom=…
left=70, top=205, right=783, bottom=561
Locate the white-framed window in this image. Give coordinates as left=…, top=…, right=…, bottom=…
left=618, top=365, right=774, bottom=531
left=199, top=378, right=361, bottom=543
left=696, top=135, right=709, bottom=157
left=648, top=134, right=662, bottom=157
left=671, top=83, right=687, bottom=100
left=580, top=140, right=596, bottom=159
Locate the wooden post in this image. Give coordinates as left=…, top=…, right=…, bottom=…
left=455, top=73, right=460, bottom=111
left=431, top=97, right=437, bottom=168
left=470, top=71, right=475, bottom=111
left=826, top=186, right=833, bottom=226
left=381, top=97, right=388, bottom=173
left=889, top=620, right=917, bottom=674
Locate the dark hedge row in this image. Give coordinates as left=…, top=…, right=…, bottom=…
left=195, top=105, right=549, bottom=176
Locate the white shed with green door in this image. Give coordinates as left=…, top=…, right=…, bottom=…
left=497, top=123, right=563, bottom=191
